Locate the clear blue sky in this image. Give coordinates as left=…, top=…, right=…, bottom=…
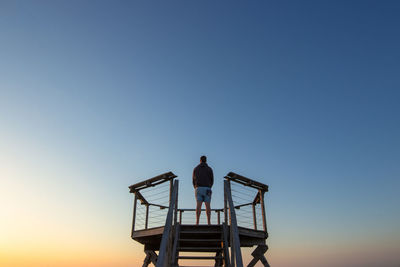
left=1, top=1, right=399, bottom=266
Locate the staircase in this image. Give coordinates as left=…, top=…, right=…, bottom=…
left=173, top=224, right=229, bottom=267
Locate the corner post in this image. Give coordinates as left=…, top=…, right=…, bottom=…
left=252, top=202, right=257, bottom=230
left=145, top=204, right=149, bottom=229
left=259, top=189, right=267, bottom=232
left=169, top=179, right=173, bottom=205
left=131, top=193, right=138, bottom=236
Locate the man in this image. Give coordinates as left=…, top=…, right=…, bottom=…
left=193, top=155, right=214, bottom=225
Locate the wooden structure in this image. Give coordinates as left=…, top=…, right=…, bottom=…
left=129, top=171, right=270, bottom=267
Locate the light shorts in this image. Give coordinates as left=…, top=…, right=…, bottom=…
left=195, top=186, right=212, bottom=203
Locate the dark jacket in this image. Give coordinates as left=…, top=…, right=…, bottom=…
left=193, top=162, right=214, bottom=188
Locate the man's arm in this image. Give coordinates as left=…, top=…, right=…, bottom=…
left=192, top=168, right=196, bottom=188
left=210, top=167, right=214, bottom=187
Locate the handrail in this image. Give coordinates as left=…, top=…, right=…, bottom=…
left=129, top=171, right=177, bottom=192
left=224, top=180, right=243, bottom=267
left=156, top=179, right=179, bottom=267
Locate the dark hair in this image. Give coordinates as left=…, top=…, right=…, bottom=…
left=200, top=155, right=207, bottom=163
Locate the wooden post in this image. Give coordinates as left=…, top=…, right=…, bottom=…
left=222, top=223, right=231, bottom=267
left=169, top=179, right=173, bottom=205
left=259, top=190, right=267, bottom=232
left=157, top=180, right=179, bottom=267
left=131, top=193, right=138, bottom=236
left=224, top=187, right=228, bottom=224
left=229, top=184, right=234, bottom=266
left=179, top=210, right=182, bottom=224
left=217, top=210, right=221, bottom=225
left=224, top=180, right=243, bottom=267
left=171, top=223, right=180, bottom=266
left=252, top=203, right=257, bottom=230
left=174, top=182, right=179, bottom=225
left=145, top=204, right=149, bottom=229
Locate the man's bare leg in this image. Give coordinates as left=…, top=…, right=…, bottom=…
left=205, top=202, right=211, bottom=225
left=196, top=201, right=202, bottom=225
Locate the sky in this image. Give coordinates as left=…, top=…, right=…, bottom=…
left=0, top=0, right=399, bottom=266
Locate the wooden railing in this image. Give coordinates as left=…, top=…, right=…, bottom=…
left=156, top=179, right=179, bottom=267
left=130, top=172, right=177, bottom=233
left=130, top=171, right=269, bottom=267
left=225, top=172, right=269, bottom=233
left=177, top=208, right=224, bottom=225
left=130, top=172, right=268, bottom=236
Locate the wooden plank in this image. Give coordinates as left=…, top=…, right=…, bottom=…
left=178, top=256, right=220, bottom=260
left=225, top=172, right=268, bottom=191
left=238, top=226, right=267, bottom=238
left=178, top=208, right=224, bottom=212
left=129, top=172, right=177, bottom=192
left=179, top=238, right=221, bottom=242
left=149, top=203, right=168, bottom=209
left=234, top=202, right=253, bottom=209
left=131, top=226, right=164, bottom=239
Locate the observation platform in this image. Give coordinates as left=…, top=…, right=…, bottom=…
left=129, top=172, right=270, bottom=267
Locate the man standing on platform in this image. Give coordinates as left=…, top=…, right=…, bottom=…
left=193, top=155, right=214, bottom=225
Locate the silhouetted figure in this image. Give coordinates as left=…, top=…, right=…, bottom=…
left=193, top=155, right=214, bottom=225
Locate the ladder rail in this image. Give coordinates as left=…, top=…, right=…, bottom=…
left=224, top=180, right=244, bottom=267
left=156, top=179, right=179, bottom=267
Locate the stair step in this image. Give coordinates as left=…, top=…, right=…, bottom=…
left=178, top=255, right=222, bottom=260
left=181, top=229, right=222, bottom=234
left=179, top=246, right=222, bottom=252
left=180, top=239, right=221, bottom=242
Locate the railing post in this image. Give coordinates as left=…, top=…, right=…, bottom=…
left=224, top=186, right=228, bottom=224
left=169, top=179, right=173, bottom=205
left=259, top=189, right=267, bottom=232
left=252, top=203, right=257, bottom=231
left=145, top=204, right=149, bottom=229
left=217, top=210, right=221, bottom=225
left=179, top=210, right=182, bottom=224
left=131, top=193, right=138, bottom=236
left=174, top=181, right=179, bottom=225
left=227, top=182, right=235, bottom=265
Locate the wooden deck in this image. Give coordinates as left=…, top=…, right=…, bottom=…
left=132, top=224, right=268, bottom=251
left=129, top=172, right=270, bottom=267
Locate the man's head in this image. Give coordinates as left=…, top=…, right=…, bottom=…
left=200, top=155, right=207, bottom=163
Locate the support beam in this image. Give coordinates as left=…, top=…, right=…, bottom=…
left=142, top=250, right=158, bottom=267
left=247, top=245, right=270, bottom=267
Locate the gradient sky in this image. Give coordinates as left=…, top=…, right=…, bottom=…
left=1, top=1, right=399, bottom=267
